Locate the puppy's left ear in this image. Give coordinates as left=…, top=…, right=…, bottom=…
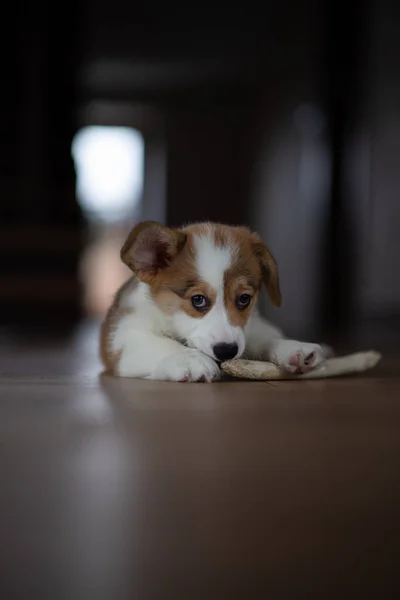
left=121, top=221, right=187, bottom=283
left=250, top=232, right=282, bottom=307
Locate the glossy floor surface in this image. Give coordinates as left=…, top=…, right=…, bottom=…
left=1, top=322, right=399, bottom=599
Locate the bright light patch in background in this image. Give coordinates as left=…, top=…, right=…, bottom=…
left=72, top=126, right=144, bottom=222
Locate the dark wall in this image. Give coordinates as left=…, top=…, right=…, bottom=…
left=166, top=97, right=254, bottom=227
left=1, top=2, right=86, bottom=327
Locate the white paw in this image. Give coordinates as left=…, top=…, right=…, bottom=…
left=150, top=349, right=221, bottom=383
left=272, top=340, right=326, bottom=374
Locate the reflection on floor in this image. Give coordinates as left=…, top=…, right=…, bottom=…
left=0, top=319, right=102, bottom=377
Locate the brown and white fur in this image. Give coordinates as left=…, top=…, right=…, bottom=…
left=101, top=221, right=329, bottom=382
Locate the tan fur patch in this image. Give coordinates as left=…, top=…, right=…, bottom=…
left=224, top=279, right=259, bottom=327
left=212, top=223, right=281, bottom=307
left=181, top=283, right=216, bottom=318
left=150, top=232, right=216, bottom=319
left=153, top=282, right=217, bottom=319
left=222, top=230, right=263, bottom=327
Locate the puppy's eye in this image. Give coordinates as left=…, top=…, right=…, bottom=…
left=236, top=293, right=252, bottom=310
left=191, top=294, right=208, bottom=310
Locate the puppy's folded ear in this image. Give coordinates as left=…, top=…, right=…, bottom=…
left=121, top=221, right=187, bottom=283
left=249, top=232, right=282, bottom=307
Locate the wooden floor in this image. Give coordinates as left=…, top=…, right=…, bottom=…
left=1, top=322, right=400, bottom=599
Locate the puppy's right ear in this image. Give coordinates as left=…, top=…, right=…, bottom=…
left=121, top=221, right=187, bottom=283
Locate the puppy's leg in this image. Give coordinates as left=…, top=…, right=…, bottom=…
left=117, top=331, right=221, bottom=382
left=244, top=312, right=330, bottom=375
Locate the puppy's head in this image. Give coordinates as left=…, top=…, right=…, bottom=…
left=121, top=221, right=281, bottom=361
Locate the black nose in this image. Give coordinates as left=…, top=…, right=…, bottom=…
left=213, top=343, right=239, bottom=361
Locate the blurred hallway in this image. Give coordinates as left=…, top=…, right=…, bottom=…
left=2, top=1, right=400, bottom=346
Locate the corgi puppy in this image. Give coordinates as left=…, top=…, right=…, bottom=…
left=101, top=221, right=328, bottom=382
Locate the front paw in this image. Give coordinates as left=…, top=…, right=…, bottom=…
left=150, top=349, right=221, bottom=382
left=272, top=340, right=326, bottom=374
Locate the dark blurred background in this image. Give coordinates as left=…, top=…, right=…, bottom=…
left=2, top=0, right=400, bottom=354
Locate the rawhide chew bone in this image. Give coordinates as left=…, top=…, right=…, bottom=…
left=221, top=350, right=382, bottom=380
